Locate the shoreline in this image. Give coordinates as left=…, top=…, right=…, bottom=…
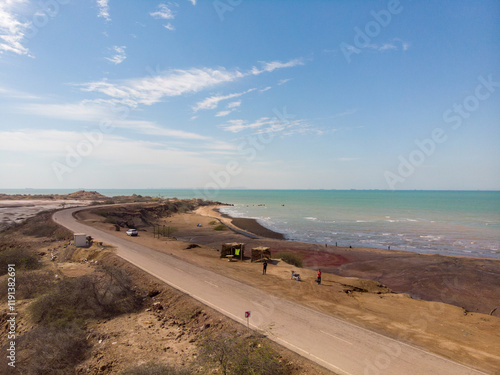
left=195, top=205, right=500, bottom=316
left=215, top=206, right=496, bottom=262
left=216, top=208, right=285, bottom=240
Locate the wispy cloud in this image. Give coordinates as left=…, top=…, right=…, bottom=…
left=259, top=86, right=271, bottom=93
left=97, top=0, right=110, bottom=21
left=187, top=0, right=196, bottom=5
left=150, top=3, right=175, bottom=19
left=80, top=68, right=244, bottom=107
left=105, top=45, right=126, bottom=65
left=366, top=38, right=410, bottom=52
left=164, top=23, right=175, bottom=31
left=193, top=88, right=254, bottom=112
left=277, top=78, right=291, bottom=85
left=215, top=110, right=231, bottom=117
left=219, top=116, right=320, bottom=136
left=0, top=86, right=40, bottom=100
left=0, top=0, right=31, bottom=56
left=0, top=129, right=214, bottom=169
left=19, top=101, right=210, bottom=140
left=226, top=100, right=241, bottom=109
left=251, top=58, right=304, bottom=75
left=20, top=102, right=113, bottom=122
left=78, top=58, right=304, bottom=109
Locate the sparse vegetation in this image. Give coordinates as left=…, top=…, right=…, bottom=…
left=208, top=220, right=217, bottom=225
left=18, top=211, right=72, bottom=239
left=213, top=224, right=227, bottom=231
left=120, top=362, right=191, bottom=375
left=197, top=333, right=289, bottom=375
left=0, top=246, right=39, bottom=274
left=0, top=270, right=55, bottom=299
left=29, top=265, right=142, bottom=327
left=11, top=324, right=88, bottom=375
left=274, top=252, right=304, bottom=268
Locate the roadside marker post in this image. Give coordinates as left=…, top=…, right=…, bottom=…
left=245, top=311, right=250, bottom=329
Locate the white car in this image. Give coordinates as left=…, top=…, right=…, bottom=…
left=126, top=229, right=138, bottom=236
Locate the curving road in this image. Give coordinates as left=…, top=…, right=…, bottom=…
left=53, top=207, right=488, bottom=375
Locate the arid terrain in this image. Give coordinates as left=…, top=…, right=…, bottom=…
left=0, top=196, right=331, bottom=374
left=74, top=202, right=500, bottom=374
left=1, top=194, right=499, bottom=374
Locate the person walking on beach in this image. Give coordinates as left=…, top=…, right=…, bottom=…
left=316, top=269, right=322, bottom=285
left=263, top=259, right=268, bottom=275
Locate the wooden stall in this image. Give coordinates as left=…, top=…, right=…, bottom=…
left=221, top=242, right=245, bottom=260
left=251, top=247, right=271, bottom=262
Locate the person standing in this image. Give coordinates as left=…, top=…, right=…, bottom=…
left=263, top=259, right=268, bottom=275
left=316, top=269, right=322, bottom=285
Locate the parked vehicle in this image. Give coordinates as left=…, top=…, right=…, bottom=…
left=126, top=229, right=138, bottom=236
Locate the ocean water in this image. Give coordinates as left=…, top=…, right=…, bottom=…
left=1, top=189, right=499, bottom=259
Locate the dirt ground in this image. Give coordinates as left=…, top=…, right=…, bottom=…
left=75, top=205, right=500, bottom=374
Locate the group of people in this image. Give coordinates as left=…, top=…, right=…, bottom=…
left=262, top=259, right=322, bottom=285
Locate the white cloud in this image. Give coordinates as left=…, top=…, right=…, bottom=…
left=97, top=0, right=110, bottom=21
left=20, top=102, right=113, bottom=122
left=226, top=100, right=241, bottom=109
left=164, top=23, right=175, bottom=31
left=215, top=110, right=231, bottom=117
left=19, top=101, right=210, bottom=140
left=105, top=45, right=126, bottom=65
left=366, top=39, right=410, bottom=52
left=79, top=58, right=304, bottom=109
left=193, top=88, right=254, bottom=112
left=150, top=4, right=175, bottom=19
left=277, top=78, right=291, bottom=85
left=80, top=68, right=246, bottom=108
left=219, top=116, right=320, bottom=136
left=251, top=58, right=304, bottom=75
left=188, top=0, right=196, bottom=5
left=0, top=129, right=212, bottom=169
left=0, top=86, right=39, bottom=100
left=259, top=86, right=271, bottom=93
left=0, top=0, right=31, bottom=56
left=112, top=119, right=210, bottom=140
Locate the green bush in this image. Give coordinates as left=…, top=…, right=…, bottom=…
left=213, top=224, right=227, bottom=231
left=208, top=220, right=217, bottom=225
left=274, top=252, right=303, bottom=268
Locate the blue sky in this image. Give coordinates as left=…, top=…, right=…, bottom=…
left=0, top=0, right=499, bottom=190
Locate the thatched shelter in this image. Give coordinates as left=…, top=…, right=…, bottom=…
left=221, top=242, right=245, bottom=260
left=251, top=247, right=271, bottom=262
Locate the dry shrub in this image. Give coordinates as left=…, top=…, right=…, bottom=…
left=197, top=333, right=289, bottom=375
left=29, top=265, right=142, bottom=326
left=4, top=324, right=88, bottom=375
left=0, top=270, right=55, bottom=300
left=274, top=252, right=304, bottom=268
left=120, top=362, right=191, bottom=375
left=0, top=247, right=39, bottom=275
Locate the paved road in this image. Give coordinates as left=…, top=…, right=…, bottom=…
left=53, top=207, right=489, bottom=375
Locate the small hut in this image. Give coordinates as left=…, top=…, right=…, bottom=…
left=221, top=242, right=245, bottom=260
left=251, top=247, right=271, bottom=262
left=74, top=233, right=88, bottom=247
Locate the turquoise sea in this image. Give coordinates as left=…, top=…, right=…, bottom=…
left=2, top=189, right=499, bottom=259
